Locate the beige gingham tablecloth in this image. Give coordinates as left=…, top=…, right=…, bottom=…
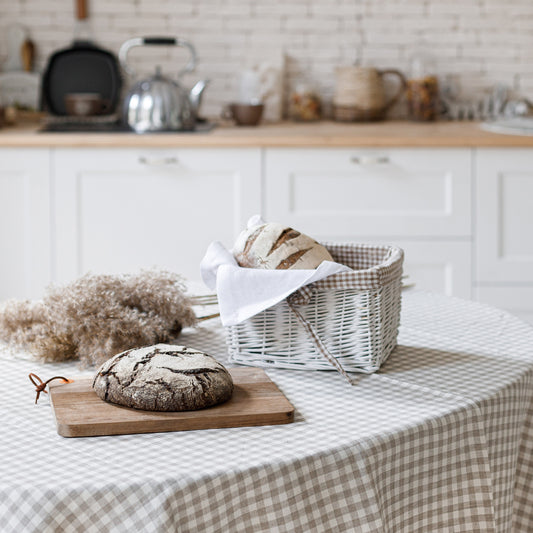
left=1, top=291, right=533, bottom=533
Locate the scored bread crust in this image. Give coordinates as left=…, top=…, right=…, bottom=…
left=233, top=222, right=333, bottom=269
left=92, top=344, right=234, bottom=411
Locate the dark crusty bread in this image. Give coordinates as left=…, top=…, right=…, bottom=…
left=92, top=344, right=234, bottom=411
left=233, top=222, right=333, bottom=270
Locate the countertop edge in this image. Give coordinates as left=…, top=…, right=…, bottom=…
left=2, top=121, right=533, bottom=148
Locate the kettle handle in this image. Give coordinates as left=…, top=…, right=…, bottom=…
left=119, top=36, right=197, bottom=78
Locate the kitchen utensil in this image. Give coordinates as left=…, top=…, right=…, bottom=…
left=440, top=84, right=516, bottom=121
left=0, top=72, right=41, bottom=110
left=238, top=62, right=283, bottom=122
left=4, top=26, right=26, bottom=72
left=119, top=36, right=208, bottom=133
left=238, top=66, right=278, bottom=104
left=64, top=92, right=107, bottom=116
left=41, top=0, right=121, bottom=116
left=0, top=26, right=41, bottom=111
left=224, top=102, right=264, bottom=126
left=333, top=66, right=407, bottom=121
left=48, top=367, right=294, bottom=437
left=42, top=45, right=120, bottom=116
left=21, top=38, right=35, bottom=72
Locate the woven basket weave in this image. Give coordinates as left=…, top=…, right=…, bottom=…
left=226, top=243, right=404, bottom=375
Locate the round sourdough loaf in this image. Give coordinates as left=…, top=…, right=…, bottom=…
left=233, top=222, right=333, bottom=270
left=92, top=344, right=234, bottom=411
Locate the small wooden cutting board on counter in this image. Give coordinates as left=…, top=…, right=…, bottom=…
left=49, top=367, right=294, bottom=438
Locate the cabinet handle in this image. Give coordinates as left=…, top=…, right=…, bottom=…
left=138, top=156, right=180, bottom=166
left=350, top=155, right=390, bottom=165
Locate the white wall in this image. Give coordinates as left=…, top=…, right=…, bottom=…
left=1, top=0, right=532, bottom=118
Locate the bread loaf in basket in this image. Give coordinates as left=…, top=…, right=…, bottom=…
left=233, top=222, right=333, bottom=270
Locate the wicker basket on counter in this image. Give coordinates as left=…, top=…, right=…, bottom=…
left=226, top=243, right=404, bottom=376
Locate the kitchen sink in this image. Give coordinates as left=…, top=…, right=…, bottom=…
left=481, top=117, right=533, bottom=136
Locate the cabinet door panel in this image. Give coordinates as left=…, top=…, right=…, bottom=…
left=475, top=286, right=533, bottom=325
left=397, top=241, right=471, bottom=299
left=265, top=148, right=472, bottom=238
left=53, top=148, right=261, bottom=284
left=318, top=236, right=471, bottom=298
left=476, top=149, right=533, bottom=283
left=0, top=149, right=50, bottom=300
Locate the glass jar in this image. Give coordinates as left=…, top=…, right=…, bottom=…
left=407, top=50, right=440, bottom=121
left=288, top=83, right=321, bottom=122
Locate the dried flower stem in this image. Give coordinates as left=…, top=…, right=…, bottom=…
left=190, top=294, right=218, bottom=306
left=197, top=312, right=220, bottom=322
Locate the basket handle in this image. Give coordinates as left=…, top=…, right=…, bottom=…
left=287, top=296, right=355, bottom=386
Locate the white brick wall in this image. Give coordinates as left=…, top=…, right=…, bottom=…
left=1, top=0, right=532, bottom=118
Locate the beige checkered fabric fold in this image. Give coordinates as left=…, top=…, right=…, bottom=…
left=313, top=242, right=404, bottom=291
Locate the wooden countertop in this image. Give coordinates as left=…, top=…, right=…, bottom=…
left=2, top=120, right=533, bottom=148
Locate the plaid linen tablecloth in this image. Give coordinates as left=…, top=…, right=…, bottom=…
left=1, top=291, right=533, bottom=533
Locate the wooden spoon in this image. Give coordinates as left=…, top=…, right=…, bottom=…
left=20, top=38, right=35, bottom=72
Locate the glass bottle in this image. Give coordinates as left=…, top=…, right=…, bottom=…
left=406, top=49, right=440, bottom=121
left=288, top=82, right=321, bottom=122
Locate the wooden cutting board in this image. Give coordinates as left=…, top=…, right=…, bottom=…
left=49, top=367, right=294, bottom=438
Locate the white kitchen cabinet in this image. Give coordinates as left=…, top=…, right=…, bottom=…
left=475, top=286, right=533, bottom=325
left=264, top=148, right=472, bottom=238
left=475, top=149, right=533, bottom=283
left=316, top=237, right=471, bottom=298
left=0, top=148, right=51, bottom=300
left=264, top=147, right=473, bottom=298
left=1, top=142, right=532, bottom=317
left=392, top=240, right=471, bottom=298
left=52, top=148, right=261, bottom=284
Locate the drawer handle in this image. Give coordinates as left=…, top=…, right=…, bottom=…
left=350, top=155, right=390, bottom=165
left=138, top=156, right=180, bottom=166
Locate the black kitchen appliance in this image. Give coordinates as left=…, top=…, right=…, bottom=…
left=41, top=43, right=122, bottom=116
left=41, top=0, right=121, bottom=116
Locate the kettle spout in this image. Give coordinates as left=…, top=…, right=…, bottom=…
left=189, top=79, right=209, bottom=114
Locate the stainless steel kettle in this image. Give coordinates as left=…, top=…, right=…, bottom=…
left=119, top=37, right=208, bottom=133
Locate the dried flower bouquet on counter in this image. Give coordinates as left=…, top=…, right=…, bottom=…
left=0, top=270, right=197, bottom=367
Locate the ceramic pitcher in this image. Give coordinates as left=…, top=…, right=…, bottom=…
left=334, top=66, right=407, bottom=121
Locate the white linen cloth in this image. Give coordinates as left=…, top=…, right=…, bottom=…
left=200, top=241, right=351, bottom=326
left=2, top=292, right=533, bottom=532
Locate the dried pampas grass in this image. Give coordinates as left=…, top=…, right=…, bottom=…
left=0, top=270, right=197, bottom=367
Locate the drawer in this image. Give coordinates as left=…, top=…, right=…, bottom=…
left=264, top=148, right=472, bottom=238
left=52, top=148, right=262, bottom=283
left=475, top=286, right=533, bottom=325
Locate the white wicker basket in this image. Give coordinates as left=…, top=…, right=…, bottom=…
left=226, top=243, right=404, bottom=375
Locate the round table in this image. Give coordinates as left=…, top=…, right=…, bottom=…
left=1, top=291, right=533, bottom=533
